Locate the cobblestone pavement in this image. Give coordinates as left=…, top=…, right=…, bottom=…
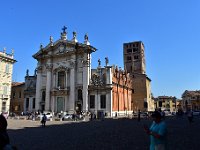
left=7, top=115, right=200, bottom=150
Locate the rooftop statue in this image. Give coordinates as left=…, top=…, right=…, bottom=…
left=105, top=57, right=109, bottom=66
left=98, top=58, right=101, bottom=67
left=26, top=69, right=29, bottom=76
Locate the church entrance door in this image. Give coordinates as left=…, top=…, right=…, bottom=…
left=57, top=97, right=64, bottom=113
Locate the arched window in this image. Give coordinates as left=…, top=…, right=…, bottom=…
left=57, top=71, right=65, bottom=89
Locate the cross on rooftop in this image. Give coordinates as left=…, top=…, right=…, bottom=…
left=62, top=26, right=67, bottom=33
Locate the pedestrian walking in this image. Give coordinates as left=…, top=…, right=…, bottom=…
left=138, top=109, right=141, bottom=122
left=41, top=114, right=47, bottom=127
left=144, top=111, right=167, bottom=150
left=187, top=109, right=193, bottom=123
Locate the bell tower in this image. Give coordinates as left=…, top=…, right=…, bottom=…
left=123, top=41, right=146, bottom=74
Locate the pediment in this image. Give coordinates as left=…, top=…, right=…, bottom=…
left=33, top=39, right=97, bottom=60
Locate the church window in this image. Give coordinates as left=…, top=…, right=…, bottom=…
left=90, top=95, right=95, bottom=108
left=42, top=91, right=46, bottom=101
left=78, top=89, right=83, bottom=101
left=33, top=98, right=35, bottom=109
left=26, top=98, right=29, bottom=109
left=100, top=95, right=106, bottom=109
left=57, top=71, right=65, bottom=89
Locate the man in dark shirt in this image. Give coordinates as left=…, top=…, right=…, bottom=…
left=0, top=114, right=10, bottom=149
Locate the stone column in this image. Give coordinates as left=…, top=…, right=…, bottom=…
left=35, top=66, right=42, bottom=111
left=53, top=72, right=56, bottom=89
left=95, top=93, right=99, bottom=113
left=65, top=70, right=68, bottom=89
left=82, top=60, right=90, bottom=112
left=69, top=62, right=75, bottom=113
left=107, top=90, right=112, bottom=117
left=45, top=64, right=52, bottom=111
left=51, top=96, right=55, bottom=112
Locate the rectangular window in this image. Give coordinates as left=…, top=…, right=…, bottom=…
left=90, top=95, right=95, bottom=109
left=127, top=49, right=132, bottom=53
left=134, top=55, right=139, bottom=60
left=32, top=98, right=35, bottom=109
left=3, top=86, right=7, bottom=95
left=133, top=48, right=138, bottom=52
left=13, top=92, right=15, bottom=98
left=57, top=71, right=65, bottom=89
left=19, top=91, right=21, bottom=98
left=144, top=102, right=148, bottom=108
left=100, top=95, right=106, bottom=109
left=127, top=56, right=132, bottom=61
left=26, top=98, right=29, bottom=109
left=159, top=101, right=162, bottom=107
left=5, top=64, right=9, bottom=73
left=2, top=102, right=6, bottom=112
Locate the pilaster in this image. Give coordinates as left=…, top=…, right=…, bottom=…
left=69, top=63, right=75, bottom=113
left=82, top=59, right=90, bottom=112
left=35, top=65, right=42, bottom=110
left=45, top=64, right=52, bottom=111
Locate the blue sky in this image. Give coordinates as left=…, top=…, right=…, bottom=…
left=0, top=0, right=200, bottom=99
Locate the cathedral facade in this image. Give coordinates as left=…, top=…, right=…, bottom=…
left=33, top=28, right=95, bottom=114
left=32, top=27, right=133, bottom=117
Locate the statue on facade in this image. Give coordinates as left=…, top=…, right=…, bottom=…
left=72, top=31, right=78, bottom=43
left=98, top=58, right=101, bottom=67
left=50, top=36, right=53, bottom=45
left=84, top=33, right=88, bottom=41
left=73, top=31, right=77, bottom=39
left=105, top=57, right=109, bottom=66
left=26, top=69, right=29, bottom=76
left=40, top=44, right=43, bottom=50
left=84, top=33, right=90, bottom=45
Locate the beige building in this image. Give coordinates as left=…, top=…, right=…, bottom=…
left=0, top=48, right=16, bottom=113
left=154, top=96, right=176, bottom=112
left=10, top=82, right=25, bottom=115
left=123, top=41, right=154, bottom=112
left=182, top=90, right=200, bottom=111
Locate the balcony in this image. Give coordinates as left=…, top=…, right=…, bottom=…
left=51, top=87, right=70, bottom=96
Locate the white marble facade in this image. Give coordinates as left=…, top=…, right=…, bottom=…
left=33, top=28, right=97, bottom=114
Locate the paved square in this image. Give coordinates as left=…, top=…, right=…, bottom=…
left=7, top=116, right=200, bottom=150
